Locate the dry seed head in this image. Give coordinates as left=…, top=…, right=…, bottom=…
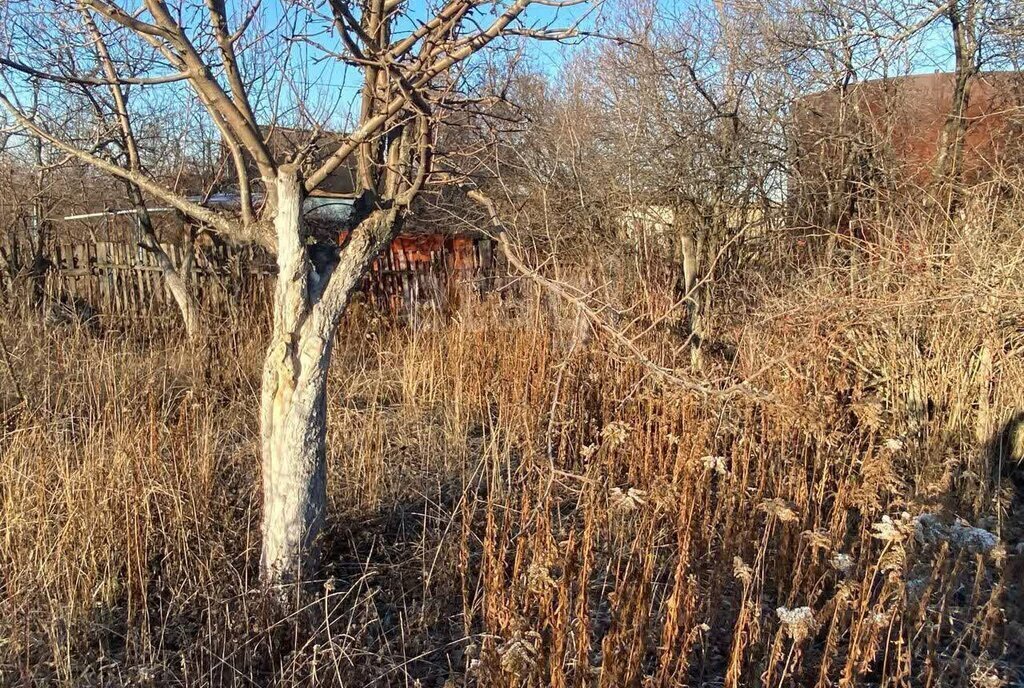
left=851, top=398, right=885, bottom=430
left=733, top=557, right=753, bottom=584
left=136, top=665, right=158, bottom=683
left=526, top=562, right=557, bottom=594
left=609, top=486, right=647, bottom=512
left=759, top=498, right=800, bottom=523
left=700, top=455, right=729, bottom=475
left=830, top=552, right=854, bottom=573
left=600, top=421, right=631, bottom=448
left=879, top=546, right=907, bottom=575
left=498, top=630, right=541, bottom=676
left=801, top=529, right=832, bottom=550
left=836, top=580, right=857, bottom=603
left=971, top=664, right=1006, bottom=688
left=867, top=610, right=890, bottom=628
left=871, top=514, right=912, bottom=544
left=776, top=606, right=816, bottom=643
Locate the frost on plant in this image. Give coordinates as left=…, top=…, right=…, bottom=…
left=776, top=606, right=816, bottom=643
left=831, top=552, right=854, bottom=573
left=700, top=455, right=729, bottom=475
left=871, top=513, right=913, bottom=544
left=609, top=486, right=647, bottom=512
left=759, top=498, right=800, bottom=523
left=914, top=513, right=999, bottom=554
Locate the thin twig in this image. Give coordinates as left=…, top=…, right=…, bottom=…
left=466, top=188, right=771, bottom=401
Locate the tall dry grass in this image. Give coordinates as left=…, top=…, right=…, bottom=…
left=1, top=196, right=1022, bottom=686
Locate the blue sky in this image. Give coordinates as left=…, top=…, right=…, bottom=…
left=1, top=0, right=965, bottom=138
left=245, top=0, right=601, bottom=125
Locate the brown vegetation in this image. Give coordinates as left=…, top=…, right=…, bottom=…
left=3, top=0, right=1024, bottom=684
left=2, top=192, right=1022, bottom=685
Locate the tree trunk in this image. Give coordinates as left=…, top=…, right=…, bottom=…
left=680, top=229, right=701, bottom=332
left=933, top=0, right=978, bottom=216
left=139, top=232, right=203, bottom=339
left=29, top=135, right=49, bottom=309
left=259, top=326, right=331, bottom=589
left=159, top=249, right=203, bottom=339
left=672, top=201, right=711, bottom=366
left=259, top=167, right=401, bottom=590
left=128, top=183, right=204, bottom=340
left=933, top=69, right=974, bottom=205
left=260, top=169, right=327, bottom=589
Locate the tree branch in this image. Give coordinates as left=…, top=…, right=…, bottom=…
left=466, top=188, right=767, bottom=400
left=306, top=0, right=534, bottom=193
left=0, top=56, right=189, bottom=86
left=0, top=91, right=237, bottom=237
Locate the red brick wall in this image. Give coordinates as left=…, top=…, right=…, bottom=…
left=790, top=71, right=1024, bottom=230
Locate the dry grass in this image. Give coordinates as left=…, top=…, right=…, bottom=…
left=1, top=201, right=1023, bottom=687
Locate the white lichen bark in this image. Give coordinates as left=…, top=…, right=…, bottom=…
left=259, top=167, right=399, bottom=589
left=260, top=169, right=327, bottom=587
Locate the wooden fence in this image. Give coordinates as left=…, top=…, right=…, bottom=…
left=42, top=241, right=272, bottom=317
left=17, top=235, right=497, bottom=319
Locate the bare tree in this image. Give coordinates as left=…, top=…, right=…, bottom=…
left=587, top=0, right=789, bottom=358
left=0, top=0, right=590, bottom=591
left=932, top=0, right=982, bottom=211
left=81, top=6, right=203, bottom=336
left=0, top=83, right=66, bottom=309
